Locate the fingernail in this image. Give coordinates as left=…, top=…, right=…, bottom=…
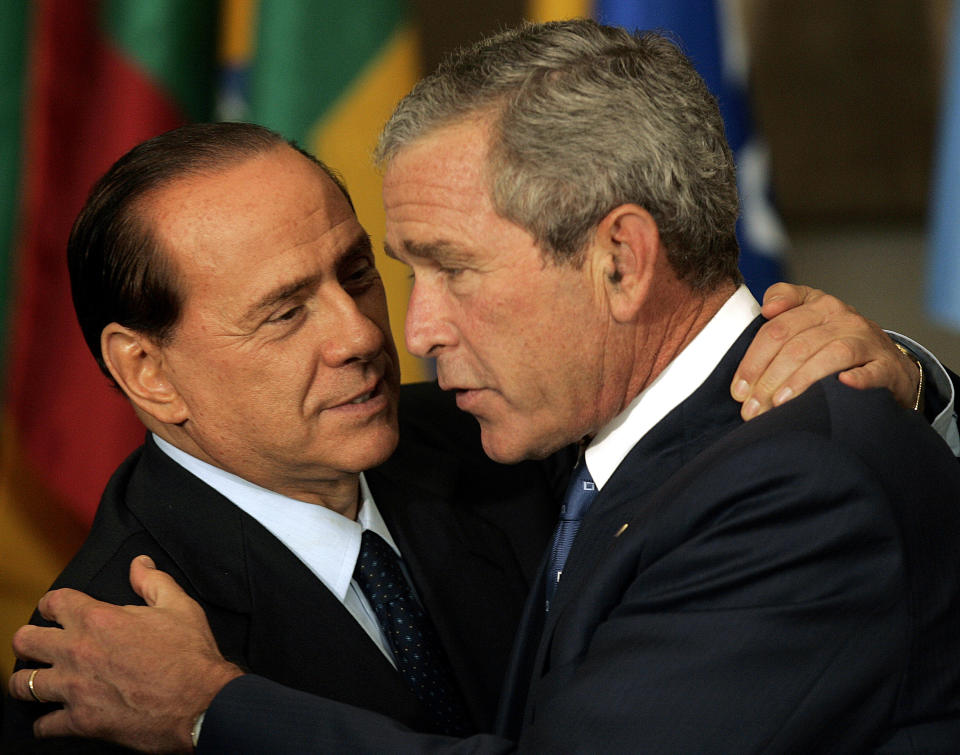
left=732, top=379, right=750, bottom=400
left=773, top=386, right=793, bottom=406
left=743, top=398, right=760, bottom=420
left=139, top=555, right=156, bottom=569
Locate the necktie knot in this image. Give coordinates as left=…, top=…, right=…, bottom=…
left=353, top=530, right=407, bottom=605
left=560, top=463, right=597, bottom=520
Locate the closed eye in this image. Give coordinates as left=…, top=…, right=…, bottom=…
left=268, top=305, right=304, bottom=324
left=341, top=260, right=380, bottom=293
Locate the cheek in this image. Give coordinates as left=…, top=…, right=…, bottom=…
left=463, top=291, right=536, bottom=357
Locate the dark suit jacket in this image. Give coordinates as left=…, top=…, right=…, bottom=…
left=199, top=318, right=960, bottom=753
left=1, top=382, right=558, bottom=752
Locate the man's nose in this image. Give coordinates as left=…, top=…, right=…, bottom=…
left=320, top=294, right=384, bottom=367
left=404, top=279, right=456, bottom=358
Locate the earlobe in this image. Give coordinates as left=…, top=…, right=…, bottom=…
left=101, top=324, right=187, bottom=424
left=596, top=204, right=660, bottom=323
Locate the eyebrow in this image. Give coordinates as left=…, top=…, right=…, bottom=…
left=242, top=233, right=373, bottom=323
left=384, top=239, right=473, bottom=265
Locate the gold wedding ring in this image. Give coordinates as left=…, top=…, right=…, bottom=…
left=27, top=668, right=49, bottom=704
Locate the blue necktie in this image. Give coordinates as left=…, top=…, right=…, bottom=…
left=353, top=529, right=471, bottom=736
left=545, top=459, right=598, bottom=611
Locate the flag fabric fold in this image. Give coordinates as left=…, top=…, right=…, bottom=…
left=0, top=0, right=218, bottom=684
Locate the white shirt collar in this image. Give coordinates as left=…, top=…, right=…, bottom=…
left=150, top=435, right=398, bottom=601
left=585, top=285, right=760, bottom=490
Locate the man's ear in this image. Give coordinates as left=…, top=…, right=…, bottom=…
left=101, top=323, right=188, bottom=425
left=593, top=204, right=661, bottom=323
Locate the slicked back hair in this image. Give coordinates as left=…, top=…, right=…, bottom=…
left=68, top=121, right=353, bottom=384
left=377, top=19, right=741, bottom=291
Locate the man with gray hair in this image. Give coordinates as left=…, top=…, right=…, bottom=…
left=10, top=20, right=960, bottom=752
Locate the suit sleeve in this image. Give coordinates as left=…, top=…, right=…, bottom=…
left=200, top=675, right=513, bottom=754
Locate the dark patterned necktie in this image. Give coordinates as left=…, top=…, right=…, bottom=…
left=353, top=529, right=472, bottom=736
left=545, top=459, right=598, bottom=612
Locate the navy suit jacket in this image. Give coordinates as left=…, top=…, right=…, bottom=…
left=1, top=382, right=558, bottom=752
left=198, top=318, right=960, bottom=753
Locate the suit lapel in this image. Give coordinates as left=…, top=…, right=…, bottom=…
left=127, top=437, right=433, bottom=731
left=495, top=546, right=550, bottom=738
left=125, top=437, right=252, bottom=612
left=238, top=519, right=432, bottom=728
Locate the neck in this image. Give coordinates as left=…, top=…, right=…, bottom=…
left=623, top=279, right=738, bottom=405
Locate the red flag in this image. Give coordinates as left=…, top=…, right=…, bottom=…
left=5, top=0, right=217, bottom=524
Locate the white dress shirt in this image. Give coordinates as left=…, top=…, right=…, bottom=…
left=152, top=435, right=398, bottom=666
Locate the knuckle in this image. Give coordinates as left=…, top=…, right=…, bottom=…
left=69, top=707, right=98, bottom=738
left=781, top=335, right=814, bottom=361
left=42, top=590, right=63, bottom=614
left=70, top=635, right=98, bottom=670
left=8, top=671, right=24, bottom=698
left=814, top=293, right=847, bottom=314
left=758, top=318, right=791, bottom=343
left=84, top=602, right=116, bottom=632
left=11, top=625, right=29, bottom=654
left=823, top=338, right=860, bottom=365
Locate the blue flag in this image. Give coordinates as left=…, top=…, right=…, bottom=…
left=928, top=4, right=960, bottom=331
left=596, top=0, right=787, bottom=298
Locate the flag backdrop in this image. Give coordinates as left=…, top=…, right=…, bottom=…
left=928, top=2, right=960, bottom=331
left=218, top=0, right=424, bottom=382
left=529, top=0, right=788, bottom=299
left=0, top=0, right=423, bottom=683
left=0, top=0, right=218, bottom=685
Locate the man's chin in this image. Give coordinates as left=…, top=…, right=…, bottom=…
left=478, top=421, right=572, bottom=464
left=478, top=426, right=534, bottom=465
left=341, top=425, right=400, bottom=471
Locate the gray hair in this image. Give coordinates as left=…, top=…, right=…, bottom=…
left=376, top=19, right=742, bottom=291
